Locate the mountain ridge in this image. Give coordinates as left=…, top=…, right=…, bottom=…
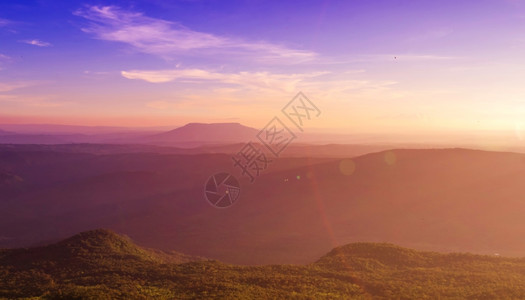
left=4, top=147, right=525, bottom=265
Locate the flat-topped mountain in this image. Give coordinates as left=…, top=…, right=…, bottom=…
left=145, top=122, right=259, bottom=145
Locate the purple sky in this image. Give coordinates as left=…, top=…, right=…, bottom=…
left=1, top=0, right=525, bottom=141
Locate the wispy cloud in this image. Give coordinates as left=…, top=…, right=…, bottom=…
left=82, top=70, right=111, bottom=79
left=0, top=82, right=31, bottom=93
left=0, top=93, right=70, bottom=107
left=20, top=39, right=52, bottom=47
left=0, top=54, right=10, bottom=70
left=407, top=28, right=453, bottom=42
left=121, top=68, right=328, bottom=92
left=74, top=5, right=316, bottom=63
left=0, top=18, right=10, bottom=27
left=0, top=81, right=68, bottom=107
left=302, top=53, right=459, bottom=67
left=357, top=54, right=459, bottom=63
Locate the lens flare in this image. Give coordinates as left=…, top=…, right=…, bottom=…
left=339, top=159, right=356, bottom=175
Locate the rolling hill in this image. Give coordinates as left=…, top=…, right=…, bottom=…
left=2, top=229, right=525, bottom=299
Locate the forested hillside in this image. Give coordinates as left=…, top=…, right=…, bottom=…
left=2, top=229, right=525, bottom=299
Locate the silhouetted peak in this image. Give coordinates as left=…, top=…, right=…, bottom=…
left=150, top=122, right=259, bottom=143
left=182, top=122, right=243, bottom=127
left=172, top=122, right=251, bottom=132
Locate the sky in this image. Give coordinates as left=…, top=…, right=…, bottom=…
left=2, top=0, right=525, bottom=139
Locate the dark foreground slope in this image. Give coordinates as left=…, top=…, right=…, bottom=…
left=0, top=229, right=363, bottom=299
left=3, top=230, right=525, bottom=299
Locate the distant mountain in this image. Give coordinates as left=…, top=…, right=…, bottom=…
left=144, top=122, right=259, bottom=146
left=2, top=229, right=525, bottom=299
left=0, top=124, right=172, bottom=145
left=0, top=142, right=395, bottom=158
left=0, top=133, right=81, bottom=144
left=0, top=124, right=171, bottom=134
left=0, top=123, right=260, bottom=146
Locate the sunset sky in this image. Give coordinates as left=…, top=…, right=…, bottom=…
left=2, top=0, right=525, bottom=138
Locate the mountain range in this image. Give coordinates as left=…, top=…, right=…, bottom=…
left=0, top=122, right=261, bottom=146
left=3, top=145, right=525, bottom=265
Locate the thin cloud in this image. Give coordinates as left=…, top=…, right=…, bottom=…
left=0, top=54, right=10, bottom=70
left=20, top=39, right=52, bottom=47
left=0, top=82, right=31, bottom=93
left=358, top=54, right=459, bottom=62
left=0, top=93, right=70, bottom=107
left=74, top=5, right=316, bottom=63
left=407, top=28, right=453, bottom=42
left=0, top=18, right=10, bottom=27
left=0, top=80, right=52, bottom=93
left=302, top=54, right=459, bottom=66
left=0, top=53, right=11, bottom=70
left=121, top=67, right=394, bottom=101
left=393, top=54, right=458, bottom=61
left=121, top=68, right=327, bottom=92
